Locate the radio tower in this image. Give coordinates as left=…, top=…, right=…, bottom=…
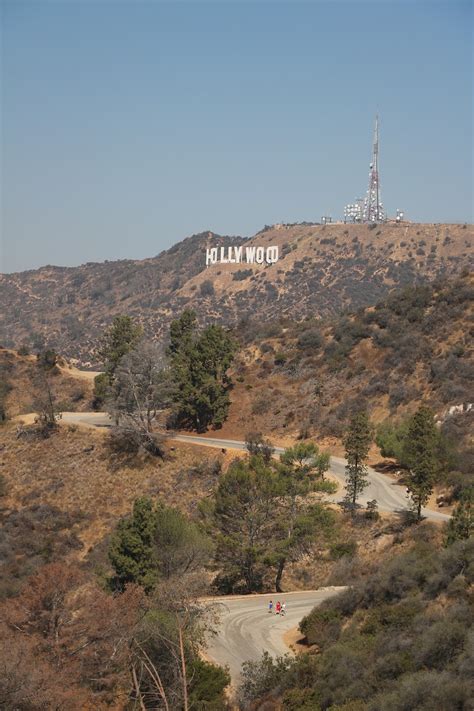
left=363, top=115, right=385, bottom=223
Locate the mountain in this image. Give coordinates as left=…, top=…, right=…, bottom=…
left=1, top=223, right=472, bottom=366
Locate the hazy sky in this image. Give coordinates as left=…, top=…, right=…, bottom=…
left=1, top=0, right=472, bottom=273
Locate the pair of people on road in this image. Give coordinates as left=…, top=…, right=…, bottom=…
left=268, top=600, right=286, bottom=615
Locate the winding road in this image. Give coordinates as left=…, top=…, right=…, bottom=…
left=50, top=412, right=450, bottom=683
left=205, top=588, right=346, bottom=682
left=59, top=412, right=450, bottom=522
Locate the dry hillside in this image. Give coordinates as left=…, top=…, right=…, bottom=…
left=1, top=222, right=472, bottom=366
left=220, top=274, right=473, bottom=453
left=0, top=348, right=95, bottom=417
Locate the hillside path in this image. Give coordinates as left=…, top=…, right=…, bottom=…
left=57, top=412, right=450, bottom=522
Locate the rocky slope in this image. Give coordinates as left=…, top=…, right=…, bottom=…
left=0, top=223, right=472, bottom=365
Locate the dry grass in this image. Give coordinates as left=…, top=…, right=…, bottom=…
left=1, top=348, right=94, bottom=417
left=0, top=423, right=223, bottom=557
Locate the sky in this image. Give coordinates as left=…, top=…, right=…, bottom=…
left=1, top=0, right=472, bottom=273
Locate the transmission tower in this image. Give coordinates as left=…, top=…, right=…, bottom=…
left=363, top=115, right=385, bottom=223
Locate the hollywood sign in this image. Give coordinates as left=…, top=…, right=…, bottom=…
left=205, top=245, right=279, bottom=266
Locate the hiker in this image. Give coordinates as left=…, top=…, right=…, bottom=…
left=276, top=601, right=281, bottom=615
left=268, top=600, right=273, bottom=613
left=281, top=602, right=286, bottom=616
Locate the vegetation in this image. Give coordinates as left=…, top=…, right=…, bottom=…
left=403, top=406, right=439, bottom=520
left=0, top=369, right=12, bottom=423
left=445, top=487, right=473, bottom=545
left=109, top=497, right=212, bottom=592
left=108, top=340, right=172, bottom=455
left=97, top=315, right=144, bottom=379
left=343, top=412, right=373, bottom=516
left=94, top=314, right=143, bottom=407
left=208, top=444, right=335, bottom=593
left=241, top=532, right=474, bottom=710
left=168, top=309, right=236, bottom=431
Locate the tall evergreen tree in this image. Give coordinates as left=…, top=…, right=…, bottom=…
left=168, top=310, right=236, bottom=431
left=97, top=315, right=143, bottom=379
left=109, top=497, right=157, bottom=592
left=343, top=411, right=373, bottom=517
left=94, top=315, right=143, bottom=409
left=212, top=457, right=280, bottom=592
left=402, top=406, right=438, bottom=521
left=273, top=443, right=334, bottom=589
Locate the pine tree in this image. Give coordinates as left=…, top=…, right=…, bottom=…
left=212, top=457, right=280, bottom=592
left=445, top=488, right=473, bottom=545
left=402, top=406, right=438, bottom=521
left=108, top=497, right=157, bottom=592
left=343, top=411, right=373, bottom=517
left=273, top=443, right=333, bottom=590
left=97, top=315, right=143, bottom=379
left=168, top=311, right=236, bottom=431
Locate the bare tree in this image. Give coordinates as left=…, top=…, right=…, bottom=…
left=108, top=341, right=173, bottom=455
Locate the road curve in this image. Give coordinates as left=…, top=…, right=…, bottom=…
left=205, top=588, right=346, bottom=683
left=173, top=435, right=450, bottom=522
left=58, top=413, right=450, bottom=522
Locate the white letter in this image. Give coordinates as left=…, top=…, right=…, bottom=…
left=266, top=246, right=279, bottom=264
left=208, top=247, right=218, bottom=265
left=234, top=246, right=243, bottom=263
left=246, top=246, right=256, bottom=263
left=256, top=246, right=265, bottom=264
left=220, top=246, right=229, bottom=264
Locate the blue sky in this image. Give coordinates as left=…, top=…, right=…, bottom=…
left=1, top=0, right=472, bottom=272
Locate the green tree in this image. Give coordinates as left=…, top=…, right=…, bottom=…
left=245, top=431, right=275, bottom=463
left=212, top=457, right=280, bottom=592
left=402, top=406, right=438, bottom=521
left=109, top=497, right=212, bottom=592
left=97, top=315, right=143, bottom=380
left=153, top=503, right=212, bottom=579
left=280, top=441, right=331, bottom=480
left=92, top=372, right=110, bottom=410
left=169, top=310, right=236, bottom=431
left=375, top=419, right=409, bottom=461
left=445, top=487, right=473, bottom=545
left=109, top=497, right=157, bottom=592
left=343, top=411, right=373, bottom=517
left=273, top=443, right=334, bottom=591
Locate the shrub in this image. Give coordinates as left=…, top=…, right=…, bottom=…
left=251, top=395, right=271, bottom=415
left=232, top=269, right=253, bottom=281
left=300, top=606, right=343, bottom=647
left=199, top=279, right=215, bottom=297
left=330, top=541, right=358, bottom=560
left=274, top=352, right=287, bottom=366
left=297, top=327, right=323, bottom=350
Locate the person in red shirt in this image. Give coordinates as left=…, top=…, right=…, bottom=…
left=276, top=601, right=281, bottom=615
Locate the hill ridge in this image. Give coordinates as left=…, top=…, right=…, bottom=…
left=1, top=222, right=472, bottom=366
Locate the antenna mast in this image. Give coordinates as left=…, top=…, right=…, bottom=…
left=363, top=115, right=385, bottom=222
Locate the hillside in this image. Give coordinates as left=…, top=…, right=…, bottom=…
left=241, top=528, right=474, bottom=710
left=0, top=348, right=96, bottom=418
left=1, top=223, right=472, bottom=366
left=220, top=274, right=473, bottom=462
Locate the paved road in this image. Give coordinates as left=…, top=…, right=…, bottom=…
left=59, top=413, right=450, bottom=521
left=205, top=588, right=346, bottom=683
left=173, top=434, right=450, bottom=522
